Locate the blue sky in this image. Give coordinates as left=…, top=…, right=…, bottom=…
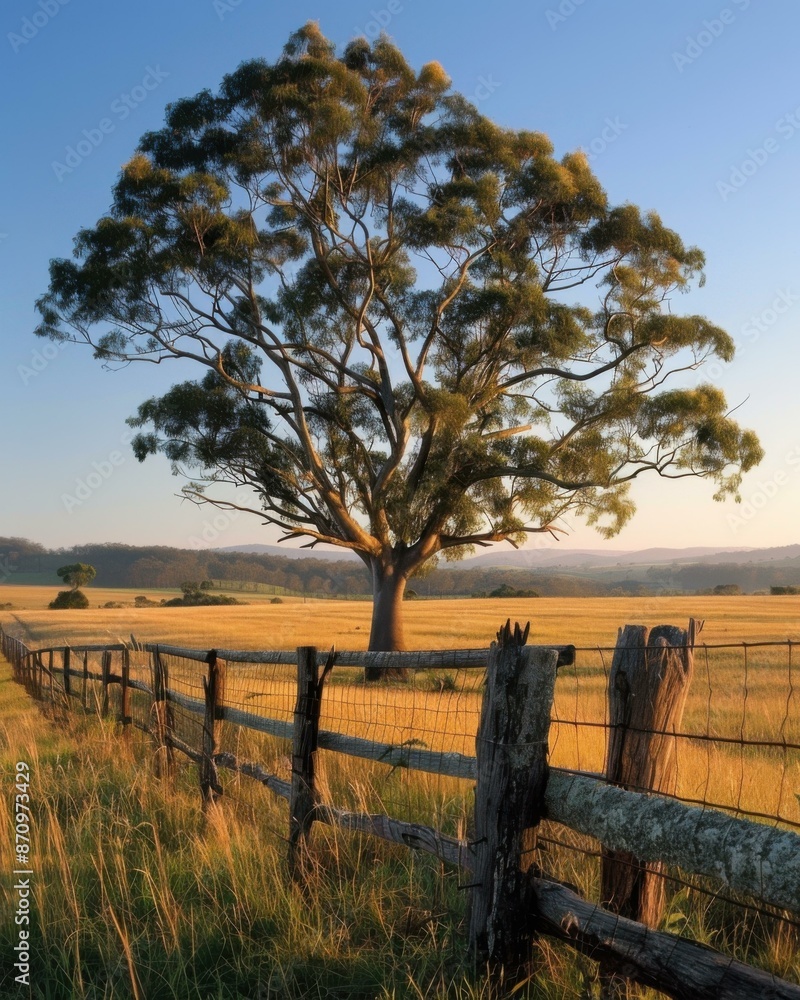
left=2, top=0, right=799, bottom=556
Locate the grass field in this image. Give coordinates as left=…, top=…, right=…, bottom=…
left=2, top=591, right=799, bottom=824
left=3, top=586, right=800, bottom=648
left=1, top=591, right=799, bottom=997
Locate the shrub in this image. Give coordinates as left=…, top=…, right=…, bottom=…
left=49, top=589, right=90, bottom=610
left=134, top=595, right=159, bottom=608
left=488, top=583, right=540, bottom=599
left=162, top=592, right=244, bottom=607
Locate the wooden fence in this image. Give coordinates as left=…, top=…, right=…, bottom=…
left=2, top=621, right=799, bottom=1000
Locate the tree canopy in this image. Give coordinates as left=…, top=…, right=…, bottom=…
left=36, top=23, right=762, bottom=652
left=56, top=563, right=97, bottom=591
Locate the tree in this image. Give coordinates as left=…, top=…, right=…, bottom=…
left=49, top=590, right=90, bottom=610
left=56, top=563, right=96, bottom=590
left=36, top=24, right=762, bottom=659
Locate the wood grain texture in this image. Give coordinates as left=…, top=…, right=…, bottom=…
left=200, top=650, right=225, bottom=807
left=468, top=625, right=560, bottom=978
left=546, top=770, right=800, bottom=915
left=531, top=876, right=800, bottom=1000
left=602, top=623, right=695, bottom=926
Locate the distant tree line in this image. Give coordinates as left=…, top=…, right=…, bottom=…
left=646, top=561, right=800, bottom=594
left=3, top=538, right=800, bottom=599
left=1, top=537, right=635, bottom=597
left=0, top=539, right=369, bottom=596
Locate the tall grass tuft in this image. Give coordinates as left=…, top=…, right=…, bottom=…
left=1, top=686, right=596, bottom=999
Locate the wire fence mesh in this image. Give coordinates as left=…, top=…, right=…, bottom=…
left=2, top=625, right=798, bottom=988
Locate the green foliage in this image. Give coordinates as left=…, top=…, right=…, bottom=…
left=162, top=586, right=243, bottom=607
left=487, top=583, right=539, bottom=599
left=36, top=24, right=763, bottom=646
left=49, top=589, right=90, bottom=609
left=56, top=562, right=96, bottom=590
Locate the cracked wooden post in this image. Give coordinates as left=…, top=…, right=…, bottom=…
left=120, top=647, right=131, bottom=741
left=62, top=647, right=71, bottom=700
left=600, top=619, right=699, bottom=999
left=151, top=647, right=174, bottom=779
left=81, top=650, right=89, bottom=710
left=200, top=649, right=226, bottom=810
left=468, top=621, right=559, bottom=988
left=289, top=646, right=323, bottom=877
left=100, top=650, right=111, bottom=718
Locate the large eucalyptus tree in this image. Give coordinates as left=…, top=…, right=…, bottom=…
left=36, top=24, right=762, bottom=654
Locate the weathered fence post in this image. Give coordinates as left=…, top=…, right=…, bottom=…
left=469, top=621, right=560, bottom=988
left=120, top=646, right=131, bottom=741
left=289, top=646, right=324, bottom=876
left=81, top=651, right=89, bottom=709
left=48, top=650, right=54, bottom=704
left=151, top=647, right=174, bottom=779
left=200, top=650, right=226, bottom=809
left=100, top=651, right=111, bottom=718
left=599, top=619, right=698, bottom=999
left=62, top=647, right=71, bottom=700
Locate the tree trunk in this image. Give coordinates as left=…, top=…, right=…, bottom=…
left=366, top=561, right=408, bottom=679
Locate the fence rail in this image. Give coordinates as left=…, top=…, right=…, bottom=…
left=2, top=622, right=798, bottom=1000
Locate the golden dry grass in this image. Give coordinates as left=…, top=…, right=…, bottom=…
left=3, top=587, right=800, bottom=648
left=2, top=594, right=799, bottom=995
left=3, top=592, right=799, bottom=828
